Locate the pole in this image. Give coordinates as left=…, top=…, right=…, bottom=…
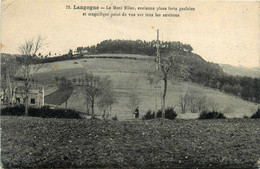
left=155, top=29, right=160, bottom=113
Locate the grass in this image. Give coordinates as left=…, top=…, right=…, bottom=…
left=1, top=116, right=260, bottom=168
left=34, top=56, right=259, bottom=120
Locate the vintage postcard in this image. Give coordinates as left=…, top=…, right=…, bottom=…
left=1, top=0, right=260, bottom=168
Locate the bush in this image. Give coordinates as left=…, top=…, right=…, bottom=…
left=142, top=107, right=177, bottom=120
left=142, top=110, right=155, bottom=120
left=165, top=107, right=177, bottom=120
left=199, top=111, right=226, bottom=119
left=251, top=109, right=260, bottom=119
left=1, top=105, right=83, bottom=119
left=112, top=115, right=118, bottom=121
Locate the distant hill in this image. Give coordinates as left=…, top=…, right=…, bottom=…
left=220, top=64, right=260, bottom=78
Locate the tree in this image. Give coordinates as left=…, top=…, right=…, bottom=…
left=127, top=91, right=140, bottom=114
left=207, top=97, right=219, bottom=112
left=72, top=77, right=77, bottom=84
left=84, top=73, right=103, bottom=118
left=17, top=36, right=47, bottom=115
left=178, top=93, right=189, bottom=114
left=58, top=77, right=74, bottom=109
left=186, top=89, right=198, bottom=113
left=147, top=50, right=190, bottom=117
left=97, top=76, right=117, bottom=119
left=1, top=55, right=20, bottom=105
left=195, top=90, right=207, bottom=113
left=68, top=49, right=73, bottom=58
left=54, top=76, right=60, bottom=84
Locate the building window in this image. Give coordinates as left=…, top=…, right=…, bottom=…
left=31, top=98, right=36, bottom=104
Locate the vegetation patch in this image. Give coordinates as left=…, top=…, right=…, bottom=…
left=251, top=108, right=260, bottom=119
left=1, top=106, right=83, bottom=119
left=142, top=107, right=177, bottom=120
left=198, top=111, right=226, bottom=119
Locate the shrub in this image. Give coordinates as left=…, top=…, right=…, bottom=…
left=243, top=115, right=249, bottom=119
left=143, top=107, right=177, bottom=120
left=156, top=109, right=162, bottom=118
left=165, top=107, right=177, bottom=120
left=142, top=110, right=155, bottom=120
left=251, top=109, right=260, bottom=119
left=199, top=111, right=226, bottom=119
left=1, top=105, right=83, bottom=119
left=112, top=115, right=118, bottom=121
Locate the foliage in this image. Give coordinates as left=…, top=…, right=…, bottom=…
left=198, top=111, right=226, bottom=119
left=77, top=39, right=193, bottom=56
left=142, top=110, right=155, bottom=120
left=250, top=108, right=260, bottom=119
left=112, top=115, right=118, bottom=121
left=164, top=107, right=178, bottom=120
left=1, top=105, right=82, bottom=119
left=143, top=107, right=177, bottom=120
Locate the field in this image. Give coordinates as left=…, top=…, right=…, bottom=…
left=1, top=116, right=260, bottom=168
left=34, top=56, right=259, bottom=120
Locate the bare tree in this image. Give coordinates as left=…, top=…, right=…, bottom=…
left=17, top=36, right=47, bottom=115
left=147, top=51, right=190, bottom=117
left=97, top=76, right=117, bottom=119
left=58, top=77, right=74, bottom=109
left=127, top=91, right=140, bottom=115
left=1, top=55, right=19, bottom=105
left=182, top=88, right=208, bottom=113
left=186, top=89, right=198, bottom=113
left=195, top=90, right=207, bottom=113
left=84, top=73, right=103, bottom=118
left=207, top=97, right=219, bottom=112
left=178, top=94, right=189, bottom=114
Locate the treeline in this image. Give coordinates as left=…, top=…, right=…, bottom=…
left=180, top=53, right=260, bottom=103
left=77, top=39, right=193, bottom=55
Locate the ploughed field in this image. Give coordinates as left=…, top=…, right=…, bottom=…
left=1, top=116, right=260, bottom=168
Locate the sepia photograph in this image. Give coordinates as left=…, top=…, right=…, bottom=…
left=1, top=0, right=260, bottom=168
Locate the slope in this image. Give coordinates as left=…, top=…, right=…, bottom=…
left=35, top=56, right=259, bottom=120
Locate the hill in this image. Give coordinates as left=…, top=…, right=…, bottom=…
left=219, top=64, right=260, bottom=78
left=34, top=56, right=259, bottom=120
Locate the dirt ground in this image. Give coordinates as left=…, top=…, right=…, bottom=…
left=1, top=116, right=260, bottom=168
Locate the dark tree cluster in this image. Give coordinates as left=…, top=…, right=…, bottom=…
left=180, top=52, right=260, bottom=103
left=78, top=39, right=193, bottom=55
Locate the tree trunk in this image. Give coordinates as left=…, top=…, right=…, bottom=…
left=91, top=97, right=95, bottom=119
left=7, top=72, right=13, bottom=106
left=162, top=76, right=167, bottom=118
left=25, top=94, right=29, bottom=116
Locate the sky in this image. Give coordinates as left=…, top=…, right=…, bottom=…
left=1, top=0, right=260, bottom=68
